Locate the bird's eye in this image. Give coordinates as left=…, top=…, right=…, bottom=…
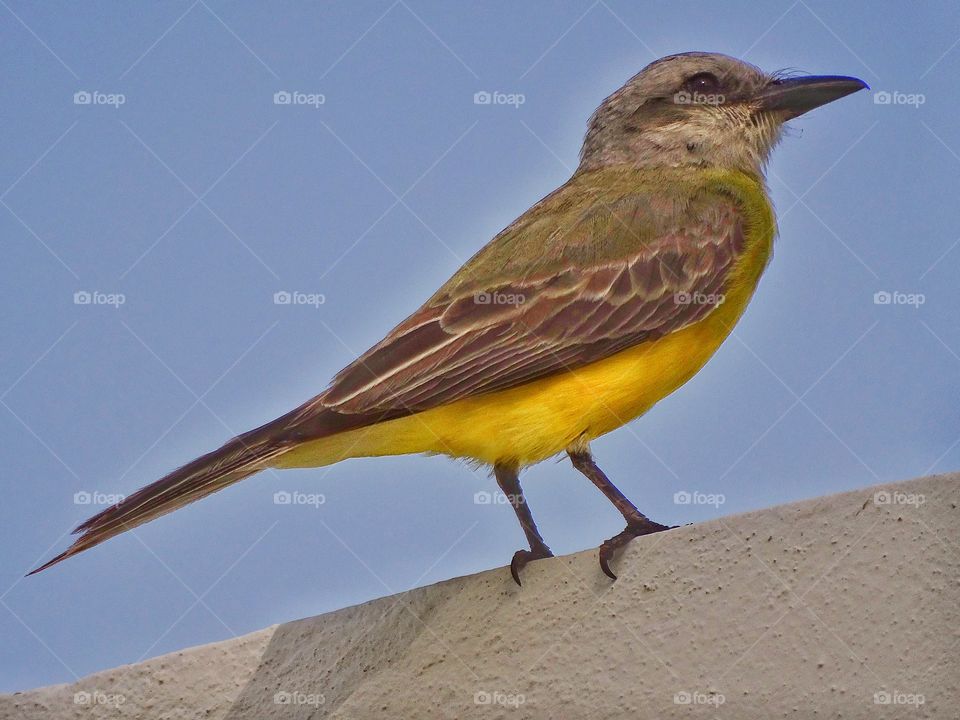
left=683, top=72, right=721, bottom=96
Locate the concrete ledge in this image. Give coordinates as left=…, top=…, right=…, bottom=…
left=3, top=473, right=957, bottom=718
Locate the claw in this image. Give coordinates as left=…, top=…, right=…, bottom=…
left=598, top=539, right=621, bottom=580
left=598, top=521, right=674, bottom=580
left=510, top=546, right=553, bottom=586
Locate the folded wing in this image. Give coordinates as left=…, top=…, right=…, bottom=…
left=314, top=189, right=745, bottom=419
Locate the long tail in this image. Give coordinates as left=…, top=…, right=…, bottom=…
left=28, top=420, right=295, bottom=575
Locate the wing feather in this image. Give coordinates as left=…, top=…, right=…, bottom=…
left=317, top=186, right=747, bottom=419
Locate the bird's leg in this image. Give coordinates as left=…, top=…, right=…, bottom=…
left=494, top=464, right=553, bottom=585
left=568, top=450, right=672, bottom=580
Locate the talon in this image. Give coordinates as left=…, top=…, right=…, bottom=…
left=510, top=546, right=553, bottom=586
left=599, top=541, right=619, bottom=580
left=598, top=520, right=673, bottom=580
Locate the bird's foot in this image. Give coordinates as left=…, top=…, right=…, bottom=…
left=510, top=544, right=554, bottom=586
left=599, top=519, right=673, bottom=580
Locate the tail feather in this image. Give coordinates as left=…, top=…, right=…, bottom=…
left=28, top=431, right=289, bottom=575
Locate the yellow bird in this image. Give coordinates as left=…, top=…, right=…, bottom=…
left=32, top=52, right=866, bottom=582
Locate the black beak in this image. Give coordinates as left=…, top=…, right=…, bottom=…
left=759, top=75, right=868, bottom=119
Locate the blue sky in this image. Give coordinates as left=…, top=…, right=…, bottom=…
left=2, top=0, right=957, bottom=692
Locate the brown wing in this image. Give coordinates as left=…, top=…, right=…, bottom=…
left=317, top=192, right=745, bottom=417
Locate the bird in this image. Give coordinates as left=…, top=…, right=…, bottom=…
left=30, top=52, right=866, bottom=582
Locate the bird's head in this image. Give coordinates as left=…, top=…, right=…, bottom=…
left=579, top=52, right=867, bottom=176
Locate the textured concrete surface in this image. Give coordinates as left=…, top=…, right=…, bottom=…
left=3, top=473, right=957, bottom=719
